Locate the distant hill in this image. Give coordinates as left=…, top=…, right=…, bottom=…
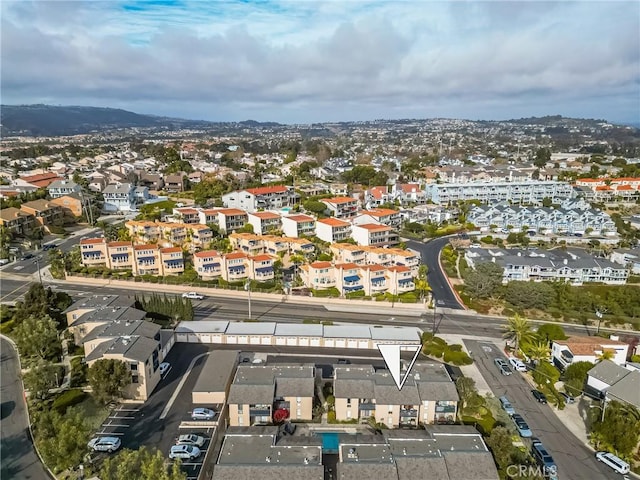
left=0, top=104, right=223, bottom=136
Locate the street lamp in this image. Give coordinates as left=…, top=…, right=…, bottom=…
left=595, top=307, right=607, bottom=336
left=432, top=297, right=437, bottom=335
left=244, top=279, right=252, bottom=320
left=33, top=255, right=43, bottom=284
left=589, top=401, right=607, bottom=423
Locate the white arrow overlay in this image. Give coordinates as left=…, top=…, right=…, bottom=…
left=377, top=344, right=422, bottom=390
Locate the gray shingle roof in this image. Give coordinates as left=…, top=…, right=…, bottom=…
left=228, top=383, right=275, bottom=405
left=193, top=350, right=239, bottom=393
left=417, top=382, right=459, bottom=402
left=606, top=370, right=640, bottom=409
left=587, top=360, right=630, bottom=386
left=334, top=379, right=375, bottom=399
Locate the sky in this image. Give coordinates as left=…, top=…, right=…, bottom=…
left=2, top=0, right=639, bottom=124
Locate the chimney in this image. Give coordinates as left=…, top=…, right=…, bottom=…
left=563, top=259, right=568, bottom=265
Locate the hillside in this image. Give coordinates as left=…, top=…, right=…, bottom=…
left=0, top=105, right=194, bottom=136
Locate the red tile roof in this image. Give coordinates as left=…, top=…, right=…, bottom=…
left=107, top=241, right=132, bottom=248
left=225, top=252, right=248, bottom=260
left=250, top=211, right=281, bottom=219
left=133, top=244, right=158, bottom=251
left=250, top=254, right=272, bottom=262
left=310, top=261, right=332, bottom=269
left=218, top=208, right=247, bottom=216
left=335, top=262, right=359, bottom=269
left=318, top=218, right=350, bottom=227
left=80, top=238, right=105, bottom=245
left=194, top=250, right=220, bottom=258
left=160, top=247, right=182, bottom=254
left=322, top=196, right=357, bottom=204
left=246, top=185, right=289, bottom=195
left=285, top=214, right=315, bottom=223
left=356, top=223, right=391, bottom=231
left=19, top=172, right=60, bottom=188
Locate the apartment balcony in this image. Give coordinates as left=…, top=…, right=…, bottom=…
left=313, top=279, right=336, bottom=288
left=396, top=280, right=415, bottom=292
left=370, top=281, right=387, bottom=292
left=250, top=405, right=272, bottom=416
left=228, top=268, right=248, bottom=280
left=435, top=403, right=457, bottom=414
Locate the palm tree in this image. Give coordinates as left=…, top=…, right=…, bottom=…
left=502, top=314, right=535, bottom=356
left=526, top=340, right=551, bottom=365
left=596, top=350, right=615, bottom=362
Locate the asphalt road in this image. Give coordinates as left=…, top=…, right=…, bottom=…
left=3, top=278, right=630, bottom=341
left=0, top=337, right=52, bottom=480
left=464, top=339, right=618, bottom=480
left=406, top=237, right=464, bottom=310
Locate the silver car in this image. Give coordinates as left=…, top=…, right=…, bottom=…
left=176, top=434, right=206, bottom=447
left=169, top=444, right=201, bottom=460
left=191, top=407, right=215, bottom=421
left=88, top=436, right=121, bottom=453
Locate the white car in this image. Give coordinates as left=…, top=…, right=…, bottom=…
left=182, top=292, right=204, bottom=300
left=509, top=357, right=527, bottom=372
left=176, top=434, right=207, bottom=447
left=169, top=444, right=201, bottom=460
left=191, top=407, right=215, bottom=421
left=159, top=362, right=171, bottom=376
left=88, top=436, right=121, bottom=453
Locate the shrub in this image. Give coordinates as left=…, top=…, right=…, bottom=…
left=70, top=357, right=87, bottom=387
left=444, top=350, right=473, bottom=365
left=346, top=290, right=365, bottom=299
left=52, top=389, right=87, bottom=414
left=327, top=411, right=337, bottom=423
left=448, top=344, right=463, bottom=352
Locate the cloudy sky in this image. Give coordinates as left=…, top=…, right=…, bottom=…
left=2, top=1, right=639, bottom=124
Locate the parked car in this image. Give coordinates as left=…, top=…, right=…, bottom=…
left=337, top=359, right=350, bottom=365
left=159, top=362, right=171, bottom=376
left=176, top=434, right=206, bottom=447
left=512, top=414, right=532, bottom=437
left=20, top=253, right=34, bottom=261
left=494, top=358, right=512, bottom=376
left=559, top=392, right=575, bottom=404
left=531, top=438, right=558, bottom=480
left=88, top=436, right=121, bottom=453
left=169, top=444, right=201, bottom=460
left=191, top=407, right=215, bottom=421
left=0, top=259, right=9, bottom=266
left=42, top=244, right=58, bottom=251
left=499, top=396, right=516, bottom=416
left=531, top=389, right=548, bottom=404
left=595, top=451, right=630, bottom=474
left=182, top=291, right=204, bottom=300
left=508, top=357, right=527, bottom=372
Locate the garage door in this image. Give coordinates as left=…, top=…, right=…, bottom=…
left=238, top=335, right=248, bottom=344
left=276, top=337, right=286, bottom=345
left=324, top=339, right=335, bottom=348
left=261, top=337, right=271, bottom=345
left=299, top=338, right=309, bottom=347
left=200, top=335, right=211, bottom=343
left=310, top=338, right=321, bottom=347
left=286, top=337, right=297, bottom=346
left=176, top=333, right=188, bottom=342
left=227, top=335, right=237, bottom=344
left=358, top=340, right=369, bottom=349
left=347, top=340, right=358, bottom=349
left=335, top=340, right=346, bottom=348
left=212, top=335, right=223, bottom=344
left=250, top=336, right=260, bottom=345
left=188, top=334, right=199, bottom=343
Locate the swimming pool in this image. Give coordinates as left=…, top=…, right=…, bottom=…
left=317, top=432, right=340, bottom=452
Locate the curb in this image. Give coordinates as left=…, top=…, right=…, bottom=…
left=437, top=244, right=467, bottom=310
left=0, top=334, right=56, bottom=480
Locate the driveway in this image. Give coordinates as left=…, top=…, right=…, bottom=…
left=0, top=337, right=53, bottom=480
left=464, top=338, right=618, bottom=480
left=406, top=237, right=464, bottom=309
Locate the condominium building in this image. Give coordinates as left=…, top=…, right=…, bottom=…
left=335, top=263, right=364, bottom=294
left=353, top=208, right=402, bottom=228
left=217, top=209, right=249, bottom=233
left=133, top=244, right=162, bottom=276
left=227, top=364, right=315, bottom=426
left=247, top=211, right=282, bottom=234
left=315, top=217, right=352, bottom=243
left=333, top=363, right=459, bottom=427
left=300, top=261, right=336, bottom=289
left=248, top=254, right=275, bottom=282
left=47, top=179, right=82, bottom=198
left=173, top=207, right=201, bottom=224
left=465, top=247, right=629, bottom=285
left=386, top=266, right=415, bottom=294
left=221, top=252, right=249, bottom=282
left=351, top=223, right=399, bottom=247
left=229, top=233, right=315, bottom=257
left=20, top=200, right=64, bottom=228
left=281, top=214, right=316, bottom=238
left=222, top=185, right=295, bottom=213
left=193, top=250, right=223, bottom=280
left=321, top=196, right=360, bottom=220
left=0, top=207, right=37, bottom=235
left=102, top=182, right=136, bottom=212
left=426, top=180, right=575, bottom=205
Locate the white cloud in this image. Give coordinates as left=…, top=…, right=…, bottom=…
left=1, top=0, right=638, bottom=123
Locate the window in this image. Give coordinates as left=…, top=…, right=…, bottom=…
left=130, top=363, right=138, bottom=371
left=297, top=408, right=301, bottom=418
left=238, top=405, right=243, bottom=414
left=131, top=375, right=139, bottom=384
left=238, top=416, right=244, bottom=425
left=346, top=398, right=351, bottom=406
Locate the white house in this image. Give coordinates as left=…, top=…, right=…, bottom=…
left=102, top=183, right=136, bottom=212
left=552, top=335, right=629, bottom=370
left=315, top=218, right=352, bottom=243
left=351, top=223, right=399, bottom=247
left=281, top=214, right=316, bottom=238
left=221, top=185, right=294, bottom=213
left=47, top=179, right=82, bottom=199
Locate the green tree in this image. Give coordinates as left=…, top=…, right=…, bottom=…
left=100, top=447, right=187, bottom=480
left=37, top=407, right=92, bottom=473
left=486, top=426, right=515, bottom=471
left=502, top=314, right=534, bottom=355
left=48, top=249, right=66, bottom=279
left=533, top=147, right=551, bottom=168
left=536, top=324, right=567, bottom=343
left=596, top=350, right=615, bottom=362
left=464, top=262, right=504, bottom=299
left=303, top=199, right=327, bottom=215
left=455, top=376, right=478, bottom=412
left=563, top=361, right=594, bottom=396
left=11, top=283, right=72, bottom=328
left=504, top=281, right=554, bottom=310
left=13, top=315, right=61, bottom=360
left=541, top=197, right=553, bottom=208
left=88, top=359, right=130, bottom=404
left=23, top=359, right=59, bottom=400
left=591, top=401, right=640, bottom=460
left=532, top=361, right=560, bottom=388
left=524, top=340, right=551, bottom=364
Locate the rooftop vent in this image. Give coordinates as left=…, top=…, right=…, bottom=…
left=265, top=456, right=271, bottom=463
left=303, top=458, right=309, bottom=465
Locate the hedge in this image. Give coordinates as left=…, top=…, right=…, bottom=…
left=52, top=389, right=87, bottom=414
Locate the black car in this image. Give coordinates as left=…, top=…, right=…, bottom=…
left=531, top=389, right=548, bottom=404
left=20, top=253, right=34, bottom=261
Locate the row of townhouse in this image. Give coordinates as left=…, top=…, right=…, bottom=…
left=300, top=261, right=415, bottom=295
left=193, top=250, right=276, bottom=282
left=465, top=247, right=629, bottom=285
left=0, top=200, right=65, bottom=235
left=229, top=232, right=316, bottom=257
left=576, top=177, right=640, bottom=201
left=333, top=363, right=459, bottom=426
left=468, top=203, right=617, bottom=235
left=64, top=295, right=174, bottom=401
left=80, top=238, right=185, bottom=276
left=330, top=243, right=420, bottom=274
left=425, top=180, right=575, bottom=205
left=125, top=220, right=213, bottom=248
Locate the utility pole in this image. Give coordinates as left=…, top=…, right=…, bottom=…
left=244, top=280, right=252, bottom=320
left=432, top=299, right=437, bottom=335
left=595, top=307, right=607, bottom=335
left=33, top=256, right=43, bottom=284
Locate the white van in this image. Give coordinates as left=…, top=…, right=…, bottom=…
left=509, top=357, right=527, bottom=372
left=595, top=451, right=630, bottom=474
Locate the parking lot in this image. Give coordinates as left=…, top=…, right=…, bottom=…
left=95, top=405, right=140, bottom=443
left=170, top=426, right=216, bottom=480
